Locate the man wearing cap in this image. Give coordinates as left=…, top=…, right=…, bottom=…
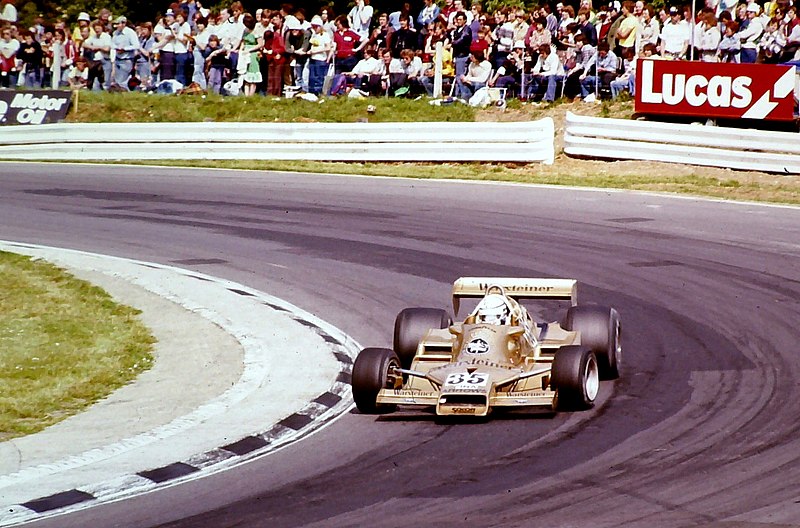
left=738, top=3, right=764, bottom=62
left=111, top=15, right=138, bottom=89
left=72, top=12, right=91, bottom=46
left=659, top=6, right=690, bottom=58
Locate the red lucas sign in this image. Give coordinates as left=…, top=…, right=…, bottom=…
left=635, top=59, right=796, bottom=121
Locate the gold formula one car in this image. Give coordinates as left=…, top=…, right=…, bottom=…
left=351, top=277, right=621, bottom=417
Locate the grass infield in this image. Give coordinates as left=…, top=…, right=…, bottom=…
left=0, top=251, right=154, bottom=440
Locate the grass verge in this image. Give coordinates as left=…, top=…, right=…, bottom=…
left=0, top=251, right=155, bottom=440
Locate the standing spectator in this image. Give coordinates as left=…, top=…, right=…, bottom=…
left=308, top=15, right=332, bottom=94
left=448, top=0, right=473, bottom=28
left=333, top=15, right=363, bottom=74
left=154, top=9, right=178, bottom=81
left=440, top=0, right=457, bottom=27
left=83, top=21, right=112, bottom=89
left=738, top=3, right=765, bottom=62
left=264, top=12, right=287, bottom=95
left=390, top=3, right=415, bottom=30
left=318, top=6, right=336, bottom=38
left=0, top=0, right=16, bottom=24
left=390, top=14, right=419, bottom=57
left=493, top=9, right=514, bottom=69
left=697, top=11, right=722, bottom=60
left=718, top=20, right=741, bottom=61
left=525, top=16, right=552, bottom=63
left=450, top=11, right=473, bottom=79
left=203, top=34, right=228, bottom=93
left=455, top=49, right=490, bottom=98
left=659, top=6, right=690, bottom=58
left=348, top=0, right=373, bottom=39
left=577, top=7, right=599, bottom=45
left=72, top=12, right=91, bottom=46
left=528, top=43, right=564, bottom=102
left=758, top=15, right=787, bottom=61
left=172, top=10, right=192, bottom=85
left=615, top=1, right=639, bottom=54
left=135, top=22, right=156, bottom=90
left=51, top=28, right=78, bottom=87
left=191, top=16, right=213, bottom=89
left=18, top=30, right=43, bottom=88
left=0, top=24, right=19, bottom=88
left=97, top=9, right=113, bottom=33
left=239, top=13, right=263, bottom=96
left=111, top=16, right=139, bottom=90
left=285, top=18, right=311, bottom=91
left=418, top=0, right=441, bottom=29
left=638, top=5, right=660, bottom=51
left=369, top=12, right=394, bottom=52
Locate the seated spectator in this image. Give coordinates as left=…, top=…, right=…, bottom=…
left=420, top=34, right=454, bottom=95
left=344, top=46, right=382, bottom=91
left=563, top=34, right=594, bottom=99
left=527, top=43, right=564, bottom=102
left=489, top=44, right=523, bottom=94
left=579, top=40, right=618, bottom=101
left=455, top=49, right=491, bottom=99
left=388, top=47, right=424, bottom=95
left=719, top=20, right=741, bottom=62
left=609, top=46, right=635, bottom=98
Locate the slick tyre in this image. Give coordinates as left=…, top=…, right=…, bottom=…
left=564, top=305, right=621, bottom=380
left=351, top=348, right=400, bottom=414
left=551, top=346, right=600, bottom=411
left=393, top=308, right=452, bottom=369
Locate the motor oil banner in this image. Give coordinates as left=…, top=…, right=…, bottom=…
left=0, top=90, right=72, bottom=125
left=635, top=59, right=796, bottom=121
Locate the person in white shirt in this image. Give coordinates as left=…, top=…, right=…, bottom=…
left=111, top=16, right=139, bottom=89
left=0, top=24, right=19, bottom=87
left=528, top=44, right=564, bottom=102
left=82, top=21, right=112, bottom=89
left=659, top=7, right=690, bottom=58
left=345, top=46, right=382, bottom=91
left=737, top=2, right=764, bottom=63
left=0, top=0, right=16, bottom=24
left=307, top=16, right=332, bottom=95
left=455, top=49, right=490, bottom=98
left=348, top=0, right=374, bottom=39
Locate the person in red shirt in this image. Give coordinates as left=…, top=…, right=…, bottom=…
left=333, top=15, right=364, bottom=74
left=264, top=11, right=287, bottom=96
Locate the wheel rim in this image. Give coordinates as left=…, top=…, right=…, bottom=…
left=584, top=355, right=600, bottom=402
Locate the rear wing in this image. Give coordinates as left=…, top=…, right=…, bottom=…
left=452, top=277, right=577, bottom=315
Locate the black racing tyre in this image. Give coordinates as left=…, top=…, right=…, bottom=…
left=393, top=307, right=452, bottom=369
left=551, top=346, right=600, bottom=411
left=351, top=347, right=400, bottom=414
left=564, top=305, right=621, bottom=380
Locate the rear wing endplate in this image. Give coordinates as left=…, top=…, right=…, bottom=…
left=452, top=277, right=577, bottom=315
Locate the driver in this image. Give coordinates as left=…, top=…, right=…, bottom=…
left=474, top=293, right=511, bottom=325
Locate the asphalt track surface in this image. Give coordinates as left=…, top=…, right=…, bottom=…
left=2, top=162, right=800, bottom=528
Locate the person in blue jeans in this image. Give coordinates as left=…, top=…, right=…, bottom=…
left=527, top=44, right=564, bottom=102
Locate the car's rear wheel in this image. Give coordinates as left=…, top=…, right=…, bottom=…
left=393, top=307, right=452, bottom=369
left=351, top=347, right=401, bottom=414
left=551, top=346, right=599, bottom=411
left=564, top=305, right=621, bottom=380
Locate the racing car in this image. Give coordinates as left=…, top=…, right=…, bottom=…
left=351, top=277, right=621, bottom=417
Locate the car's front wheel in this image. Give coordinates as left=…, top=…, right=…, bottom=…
left=551, top=346, right=599, bottom=411
left=351, top=347, right=401, bottom=414
left=393, top=307, right=452, bottom=369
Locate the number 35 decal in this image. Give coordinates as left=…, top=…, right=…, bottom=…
left=446, top=373, right=488, bottom=386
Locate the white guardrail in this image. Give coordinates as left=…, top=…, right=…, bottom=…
left=0, top=120, right=555, bottom=164
left=564, top=111, right=800, bottom=174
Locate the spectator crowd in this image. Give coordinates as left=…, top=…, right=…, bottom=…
left=0, top=0, right=798, bottom=103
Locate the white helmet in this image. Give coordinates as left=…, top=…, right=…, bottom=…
left=475, top=293, right=510, bottom=325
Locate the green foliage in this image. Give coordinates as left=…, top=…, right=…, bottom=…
left=19, top=0, right=163, bottom=27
